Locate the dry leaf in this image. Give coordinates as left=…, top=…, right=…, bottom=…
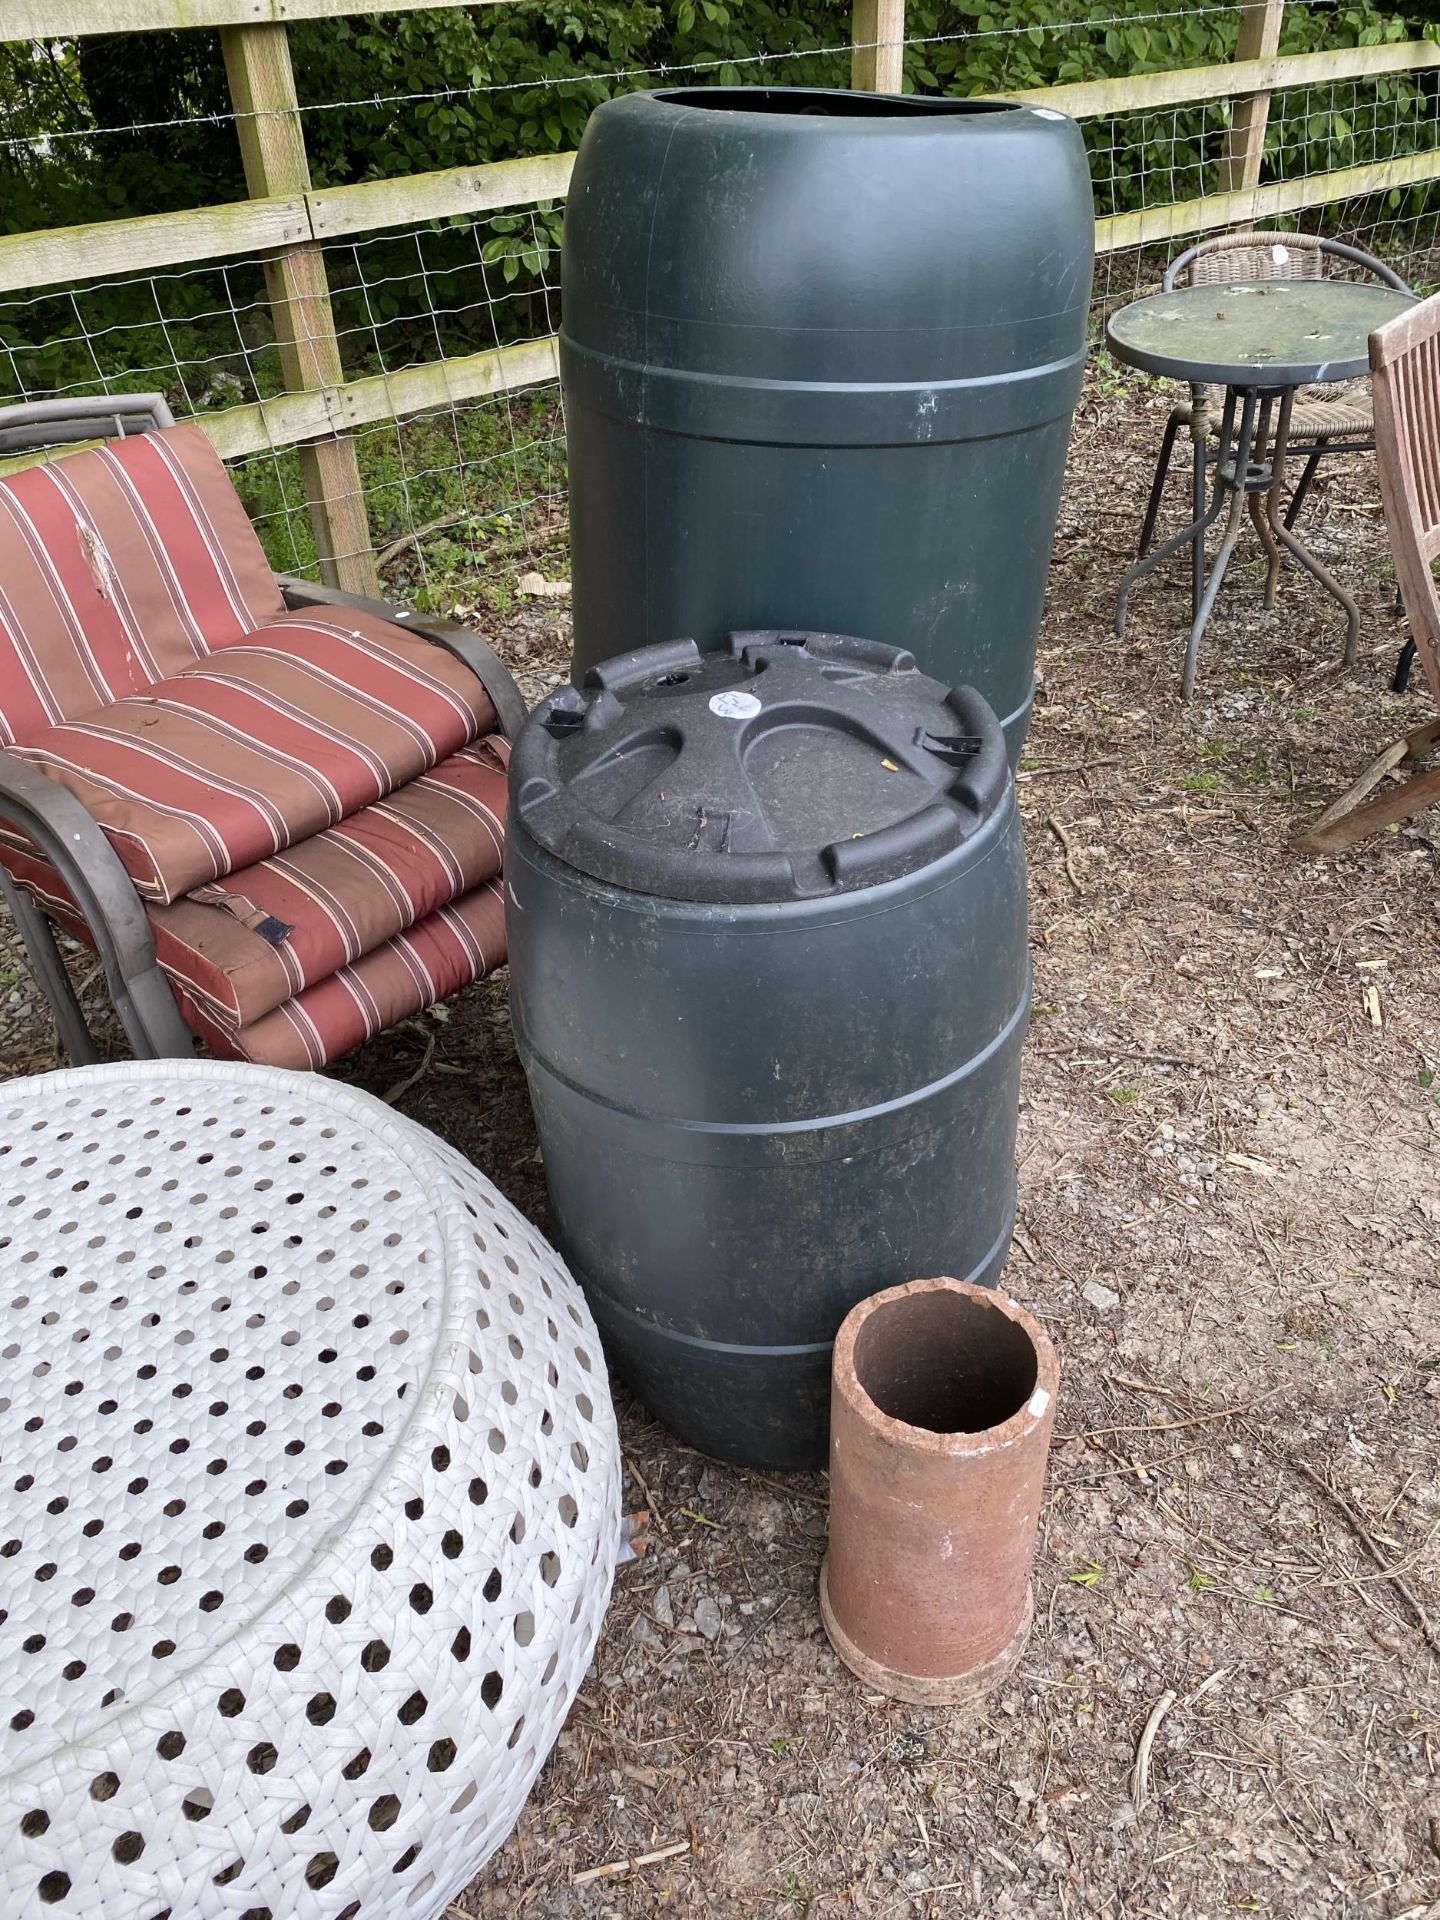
left=1225, top=1152, right=1278, bottom=1178
left=517, top=571, right=571, bottom=598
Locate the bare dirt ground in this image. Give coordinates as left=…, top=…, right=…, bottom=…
left=2, top=364, right=1438, bottom=1919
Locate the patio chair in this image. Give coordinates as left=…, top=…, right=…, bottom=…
left=0, top=394, right=528, bottom=1069
left=1136, top=232, right=1413, bottom=615
left=1293, top=294, right=1440, bottom=853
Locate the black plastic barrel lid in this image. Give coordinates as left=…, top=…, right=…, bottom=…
left=511, top=631, right=1010, bottom=904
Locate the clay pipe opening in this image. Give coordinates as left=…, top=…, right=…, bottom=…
left=849, top=1285, right=1039, bottom=1435
left=822, top=1279, right=1060, bottom=1705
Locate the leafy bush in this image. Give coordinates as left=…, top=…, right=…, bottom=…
left=0, top=0, right=1435, bottom=575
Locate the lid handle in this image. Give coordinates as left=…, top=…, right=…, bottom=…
left=916, top=730, right=983, bottom=765
left=933, top=685, right=1010, bottom=819
left=823, top=803, right=963, bottom=889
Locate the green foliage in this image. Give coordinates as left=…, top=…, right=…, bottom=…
left=902, top=1, right=1428, bottom=216
left=290, top=1, right=851, bottom=186
left=231, top=385, right=564, bottom=591
left=1, top=0, right=1437, bottom=601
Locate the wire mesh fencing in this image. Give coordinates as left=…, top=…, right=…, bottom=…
left=0, top=1, right=1437, bottom=605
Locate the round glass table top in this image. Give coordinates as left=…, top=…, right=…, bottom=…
left=1106, top=279, right=1413, bottom=388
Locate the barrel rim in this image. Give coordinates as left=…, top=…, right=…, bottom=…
left=506, top=775, right=1021, bottom=926
left=646, top=85, right=1039, bottom=123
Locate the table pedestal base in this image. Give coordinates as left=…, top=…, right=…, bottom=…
left=1115, top=383, right=1361, bottom=701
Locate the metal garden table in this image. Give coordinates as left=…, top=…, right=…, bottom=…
left=1107, top=278, right=1413, bottom=700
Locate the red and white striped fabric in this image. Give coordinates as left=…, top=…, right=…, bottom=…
left=148, top=739, right=508, bottom=1034
left=0, top=425, right=284, bottom=746
left=0, top=422, right=516, bottom=1071
left=177, top=882, right=507, bottom=1071
left=9, top=607, right=497, bottom=905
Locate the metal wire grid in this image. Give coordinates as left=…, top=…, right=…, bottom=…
left=263, top=212, right=567, bottom=594
left=0, top=204, right=568, bottom=598
left=0, top=6, right=1437, bottom=593
left=0, top=6, right=1241, bottom=157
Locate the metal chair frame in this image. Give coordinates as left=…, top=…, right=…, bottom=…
left=0, top=395, right=526, bottom=1062
left=1137, top=232, right=1413, bottom=617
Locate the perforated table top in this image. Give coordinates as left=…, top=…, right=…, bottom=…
left=0, top=1062, right=620, bottom=1920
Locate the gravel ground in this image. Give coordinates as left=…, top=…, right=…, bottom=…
left=1, top=364, right=1438, bottom=1919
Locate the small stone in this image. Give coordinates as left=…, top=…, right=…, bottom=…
left=693, top=1595, right=723, bottom=1641
left=696, top=1466, right=727, bottom=1507
left=1082, top=1280, right=1122, bottom=1311
left=631, top=1614, right=665, bottom=1653
left=652, top=1584, right=675, bottom=1628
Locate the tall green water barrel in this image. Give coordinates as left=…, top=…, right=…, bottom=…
left=561, top=86, right=1093, bottom=758
left=507, top=631, right=1029, bottom=1470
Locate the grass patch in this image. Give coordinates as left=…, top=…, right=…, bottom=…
left=232, top=387, right=566, bottom=609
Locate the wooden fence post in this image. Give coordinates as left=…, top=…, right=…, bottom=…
left=1218, top=0, right=1286, bottom=198
left=852, top=0, right=906, bottom=94
left=220, top=22, right=377, bottom=595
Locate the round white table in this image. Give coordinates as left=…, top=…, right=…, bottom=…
left=0, top=1062, right=620, bottom=1920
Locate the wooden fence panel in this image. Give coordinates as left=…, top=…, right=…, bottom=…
left=221, top=20, right=376, bottom=593
left=4, top=0, right=508, bottom=35
left=4, top=42, right=1436, bottom=300
left=1, top=0, right=1437, bottom=538
left=1218, top=0, right=1288, bottom=197
left=851, top=0, right=905, bottom=94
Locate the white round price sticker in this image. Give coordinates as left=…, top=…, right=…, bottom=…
left=708, top=690, right=762, bottom=720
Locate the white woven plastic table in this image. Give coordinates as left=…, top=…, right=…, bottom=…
left=0, top=1061, right=620, bottom=1920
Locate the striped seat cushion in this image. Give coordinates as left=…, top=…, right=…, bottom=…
left=147, top=739, right=508, bottom=1034
left=178, top=882, right=507, bottom=1071
left=0, top=425, right=284, bottom=745
left=9, top=607, right=496, bottom=905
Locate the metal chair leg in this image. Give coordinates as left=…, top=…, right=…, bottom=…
left=1283, top=446, right=1324, bottom=531
left=0, top=871, right=99, bottom=1065
left=1191, top=432, right=1207, bottom=622
left=112, top=965, right=195, bottom=1060
left=1138, top=414, right=1182, bottom=558
left=1394, top=638, right=1417, bottom=693
left=1115, top=389, right=1237, bottom=641
left=1249, top=395, right=1282, bottom=609
left=1182, top=389, right=1260, bottom=703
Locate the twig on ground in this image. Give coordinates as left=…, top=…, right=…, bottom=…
left=737, top=1469, right=829, bottom=1510
left=1045, top=814, right=1085, bottom=893
left=1060, top=1385, right=1282, bottom=1442
left=382, top=1026, right=437, bottom=1105
left=1131, top=1688, right=1177, bottom=1811
left=625, top=1458, right=672, bottom=1540
left=678, top=1505, right=725, bottom=1530
left=573, top=1839, right=690, bottom=1885
left=1017, top=758, right=1123, bottom=778
left=1184, top=1667, right=1230, bottom=1708
left=1036, top=1041, right=1212, bottom=1071
left=1290, top=1455, right=1440, bottom=1654
left=377, top=512, right=466, bottom=569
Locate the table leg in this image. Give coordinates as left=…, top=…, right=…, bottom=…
left=1246, top=394, right=1282, bottom=609
left=1181, top=390, right=1260, bottom=703
left=1265, top=387, right=1362, bottom=668
left=1116, top=387, right=1238, bottom=639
